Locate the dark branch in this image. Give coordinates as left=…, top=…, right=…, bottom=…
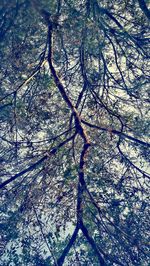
left=0, top=135, right=75, bottom=189
left=138, top=0, right=150, bottom=20
left=57, top=225, right=79, bottom=266
left=81, top=120, right=150, bottom=148
left=80, top=221, right=106, bottom=265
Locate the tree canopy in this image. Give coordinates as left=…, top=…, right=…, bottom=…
left=0, top=0, right=150, bottom=265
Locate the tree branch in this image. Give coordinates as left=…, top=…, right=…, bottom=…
left=80, top=221, right=106, bottom=265
left=0, top=134, right=75, bottom=189
left=81, top=119, right=150, bottom=148
left=138, top=0, right=150, bottom=20
left=57, top=225, right=79, bottom=266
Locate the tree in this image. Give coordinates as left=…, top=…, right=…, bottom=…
left=0, top=0, right=150, bottom=265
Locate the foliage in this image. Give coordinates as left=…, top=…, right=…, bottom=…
left=0, top=0, right=150, bottom=265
